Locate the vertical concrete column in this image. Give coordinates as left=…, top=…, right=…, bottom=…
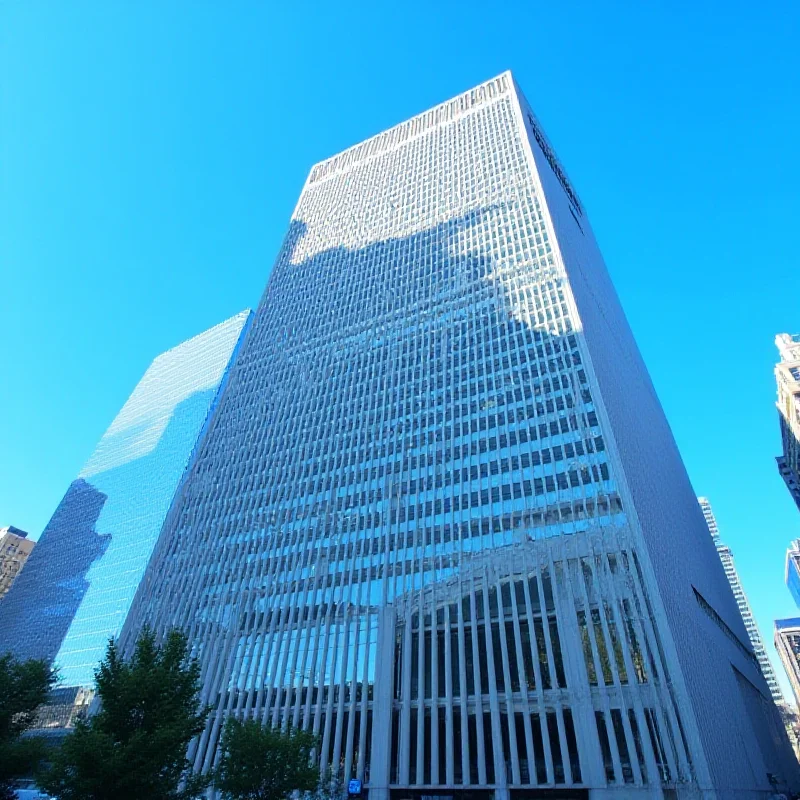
left=552, top=551, right=605, bottom=787
left=369, top=604, right=396, bottom=800
left=481, top=579, right=507, bottom=792
left=443, top=603, right=455, bottom=786
left=430, top=609, right=439, bottom=785
left=399, top=610, right=412, bottom=785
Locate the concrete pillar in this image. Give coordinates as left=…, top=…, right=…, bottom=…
left=369, top=605, right=396, bottom=798
left=553, top=554, right=606, bottom=787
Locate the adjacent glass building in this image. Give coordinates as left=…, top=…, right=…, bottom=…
left=698, top=498, right=784, bottom=703
left=0, top=311, right=251, bottom=691
left=125, top=73, right=798, bottom=798
left=787, top=539, right=800, bottom=610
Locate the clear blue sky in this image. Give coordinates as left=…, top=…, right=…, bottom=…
left=2, top=1, right=799, bottom=694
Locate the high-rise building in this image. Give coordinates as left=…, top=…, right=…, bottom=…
left=125, top=73, right=798, bottom=797
left=786, top=539, right=800, bottom=610
left=776, top=334, right=800, bottom=512
left=0, top=526, right=34, bottom=598
left=776, top=619, right=800, bottom=709
left=0, top=311, right=251, bottom=694
left=697, top=497, right=785, bottom=704
left=696, top=498, right=800, bottom=766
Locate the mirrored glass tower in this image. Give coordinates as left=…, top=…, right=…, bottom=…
left=126, top=73, right=799, bottom=798
left=786, top=539, right=800, bottom=610
left=0, top=311, right=252, bottom=694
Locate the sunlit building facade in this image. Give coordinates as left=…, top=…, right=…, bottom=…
left=776, top=334, right=800, bottom=512
left=0, top=311, right=251, bottom=691
left=126, top=73, right=798, bottom=798
left=776, top=619, right=800, bottom=711
left=0, top=526, right=34, bottom=598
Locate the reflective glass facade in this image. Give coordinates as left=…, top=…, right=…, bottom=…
left=0, top=311, right=251, bottom=689
left=126, top=74, right=799, bottom=797
left=787, top=539, right=800, bottom=610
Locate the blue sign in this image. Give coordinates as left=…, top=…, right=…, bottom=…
left=348, top=779, right=362, bottom=796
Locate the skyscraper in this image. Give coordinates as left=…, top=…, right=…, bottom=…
left=776, top=619, right=800, bottom=710
left=776, top=334, right=800, bottom=512
left=125, top=73, right=798, bottom=797
left=0, top=311, right=251, bottom=694
left=0, top=526, right=34, bottom=598
left=697, top=497, right=784, bottom=704
left=786, top=539, right=800, bottom=610
left=697, top=498, right=800, bottom=766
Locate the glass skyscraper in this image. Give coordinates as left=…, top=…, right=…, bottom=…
left=777, top=541, right=800, bottom=743
left=787, top=539, right=800, bottom=610
left=125, top=73, right=798, bottom=797
left=0, top=311, right=251, bottom=691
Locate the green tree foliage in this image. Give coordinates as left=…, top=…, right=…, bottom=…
left=213, top=717, right=320, bottom=800
left=0, top=654, right=56, bottom=800
left=40, top=628, right=210, bottom=800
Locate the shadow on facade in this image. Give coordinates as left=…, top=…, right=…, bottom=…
left=0, top=479, right=111, bottom=663
left=134, top=204, right=608, bottom=645
left=0, top=385, right=220, bottom=682
left=126, top=204, right=630, bottom=790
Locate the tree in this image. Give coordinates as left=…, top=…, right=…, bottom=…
left=40, top=628, right=210, bottom=800
left=0, top=654, right=56, bottom=800
left=212, top=717, right=320, bottom=800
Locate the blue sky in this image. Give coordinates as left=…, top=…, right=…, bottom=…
left=1, top=1, right=799, bottom=694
